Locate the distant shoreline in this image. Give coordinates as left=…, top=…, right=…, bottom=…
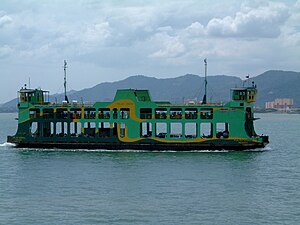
left=254, top=109, right=300, bottom=114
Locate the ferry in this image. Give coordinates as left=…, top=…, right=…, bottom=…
left=7, top=61, right=269, bottom=151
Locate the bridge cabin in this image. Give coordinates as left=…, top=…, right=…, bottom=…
left=18, top=87, right=49, bottom=105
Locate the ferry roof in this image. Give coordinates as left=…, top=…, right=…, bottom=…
left=19, top=88, right=49, bottom=93
left=113, top=89, right=152, bottom=102
left=231, top=86, right=257, bottom=91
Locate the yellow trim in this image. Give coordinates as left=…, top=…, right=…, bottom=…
left=117, top=123, right=143, bottom=142
left=108, top=99, right=146, bottom=122
left=116, top=134, right=256, bottom=144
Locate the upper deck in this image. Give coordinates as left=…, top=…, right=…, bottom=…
left=17, top=85, right=258, bottom=121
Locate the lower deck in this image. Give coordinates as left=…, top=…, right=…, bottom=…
left=27, top=120, right=231, bottom=140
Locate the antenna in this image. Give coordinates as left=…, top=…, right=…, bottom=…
left=63, top=60, right=69, bottom=103
left=29, top=77, right=31, bottom=89
left=243, top=74, right=250, bottom=87
left=202, top=58, right=207, bottom=104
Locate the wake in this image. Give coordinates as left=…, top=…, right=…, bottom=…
left=0, top=142, right=16, bottom=147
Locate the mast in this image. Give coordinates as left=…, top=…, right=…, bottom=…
left=202, top=58, right=207, bottom=104
left=64, top=60, right=69, bottom=103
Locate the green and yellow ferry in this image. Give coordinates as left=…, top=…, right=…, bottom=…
left=7, top=82, right=269, bottom=151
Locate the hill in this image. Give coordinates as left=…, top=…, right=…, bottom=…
left=249, top=70, right=300, bottom=106
left=65, top=74, right=240, bottom=104
left=1, top=70, right=299, bottom=112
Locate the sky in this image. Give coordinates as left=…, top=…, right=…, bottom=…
left=0, top=0, right=299, bottom=103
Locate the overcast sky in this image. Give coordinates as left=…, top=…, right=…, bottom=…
left=0, top=0, right=299, bottom=103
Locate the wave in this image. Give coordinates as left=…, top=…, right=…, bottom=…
left=245, top=146, right=272, bottom=152
left=14, top=148, right=231, bottom=153
left=263, top=146, right=273, bottom=151
left=0, top=144, right=270, bottom=153
left=0, top=142, right=16, bottom=147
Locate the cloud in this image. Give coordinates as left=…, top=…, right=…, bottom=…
left=206, top=2, right=289, bottom=38
left=185, top=22, right=206, bottom=37
left=80, top=22, right=112, bottom=48
left=0, top=14, right=12, bottom=27
left=280, top=0, right=300, bottom=46
left=147, top=1, right=293, bottom=64
left=0, top=45, right=13, bottom=58
left=149, top=32, right=186, bottom=58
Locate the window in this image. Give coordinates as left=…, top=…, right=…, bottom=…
left=56, top=122, right=62, bottom=135
left=240, top=91, right=246, bottom=100
left=120, top=123, right=126, bottom=138
left=50, top=122, right=55, bottom=135
left=155, top=108, right=167, bottom=119
left=200, top=123, right=213, bottom=138
left=56, top=122, right=68, bottom=136
left=140, top=108, right=152, bottom=119
left=170, top=108, right=182, bottom=119
left=216, top=123, right=229, bottom=138
left=29, top=109, right=40, bottom=119
left=43, top=108, right=54, bottom=119
left=113, top=108, right=118, bottom=119
left=170, top=123, right=182, bottom=138
left=84, top=108, right=96, bottom=119
left=200, top=108, right=213, bottom=119
left=84, top=122, right=96, bottom=137
left=120, top=108, right=130, bottom=119
left=98, top=108, right=110, bottom=119
left=99, top=122, right=110, bottom=137
left=112, top=122, right=117, bottom=137
left=70, top=122, right=82, bottom=137
left=185, top=123, right=197, bottom=138
left=56, top=108, right=68, bottom=119
left=42, top=122, right=51, bottom=137
left=155, top=122, right=167, bottom=138
left=30, top=122, right=38, bottom=136
left=70, top=108, right=81, bottom=119
left=140, top=122, right=152, bottom=137
left=185, top=108, right=197, bottom=119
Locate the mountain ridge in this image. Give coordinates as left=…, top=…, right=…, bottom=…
left=1, top=70, right=299, bottom=112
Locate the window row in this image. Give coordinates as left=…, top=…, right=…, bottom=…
left=30, top=107, right=214, bottom=120
left=30, top=122, right=125, bottom=138
left=232, top=90, right=256, bottom=101
left=140, top=122, right=229, bottom=139
left=29, top=108, right=130, bottom=119
left=142, top=108, right=213, bottom=120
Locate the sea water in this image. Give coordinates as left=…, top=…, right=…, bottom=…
left=0, top=113, right=299, bottom=224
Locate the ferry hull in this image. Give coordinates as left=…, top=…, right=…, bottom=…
left=7, top=137, right=268, bottom=151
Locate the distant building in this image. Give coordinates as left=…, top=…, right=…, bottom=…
left=265, top=98, right=294, bottom=110
left=265, top=101, right=274, bottom=109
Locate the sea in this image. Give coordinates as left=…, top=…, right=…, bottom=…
left=0, top=113, right=299, bottom=225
